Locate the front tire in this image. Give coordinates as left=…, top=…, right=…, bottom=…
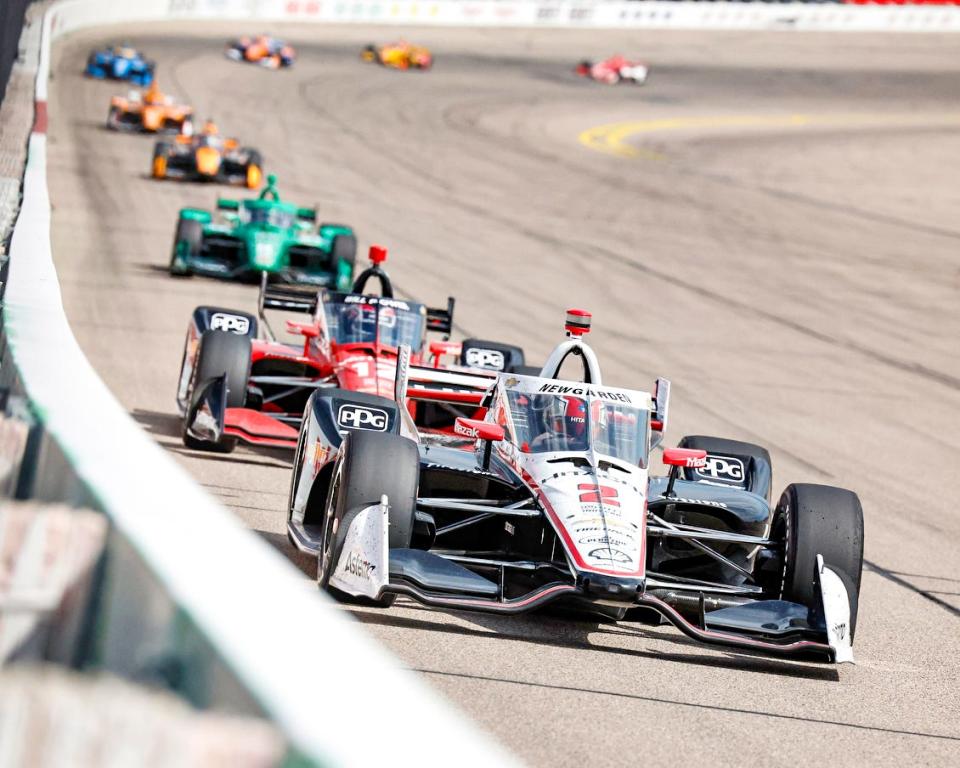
left=182, top=330, right=251, bottom=453
left=317, top=430, right=418, bottom=607
left=152, top=142, right=171, bottom=179
left=169, top=218, right=203, bottom=276
left=773, top=483, right=864, bottom=639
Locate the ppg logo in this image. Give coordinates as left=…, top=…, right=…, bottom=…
left=695, top=455, right=746, bottom=484
left=337, top=404, right=389, bottom=432
left=210, top=313, right=250, bottom=335
left=465, top=348, right=506, bottom=371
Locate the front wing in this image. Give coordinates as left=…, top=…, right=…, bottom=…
left=331, top=495, right=854, bottom=664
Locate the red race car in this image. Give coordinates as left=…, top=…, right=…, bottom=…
left=575, top=55, right=649, bottom=85
left=176, top=246, right=534, bottom=452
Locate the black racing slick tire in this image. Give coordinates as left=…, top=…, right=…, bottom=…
left=330, top=232, right=357, bottom=273
left=460, top=339, right=527, bottom=373
left=182, top=330, right=251, bottom=453
left=774, top=483, right=864, bottom=640
left=169, top=218, right=202, bottom=276
left=677, top=435, right=773, bottom=502
left=317, top=430, right=418, bottom=607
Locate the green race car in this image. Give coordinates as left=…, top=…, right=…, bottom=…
left=168, top=174, right=357, bottom=287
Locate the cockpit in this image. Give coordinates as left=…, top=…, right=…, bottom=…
left=322, top=296, right=426, bottom=352
left=241, top=204, right=295, bottom=229
left=502, top=382, right=650, bottom=467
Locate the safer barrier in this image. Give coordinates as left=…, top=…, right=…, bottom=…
left=1, top=2, right=518, bottom=766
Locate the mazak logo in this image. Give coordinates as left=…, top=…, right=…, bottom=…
left=337, top=404, right=388, bottom=431
left=210, top=313, right=250, bottom=335
left=465, top=347, right=506, bottom=371
left=695, top=455, right=746, bottom=484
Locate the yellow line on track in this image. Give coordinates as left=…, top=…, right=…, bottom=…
left=578, top=112, right=960, bottom=159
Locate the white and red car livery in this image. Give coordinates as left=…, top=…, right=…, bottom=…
left=575, top=55, right=649, bottom=85
left=286, top=309, right=865, bottom=664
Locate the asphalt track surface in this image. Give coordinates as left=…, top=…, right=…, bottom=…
left=47, top=23, right=960, bottom=766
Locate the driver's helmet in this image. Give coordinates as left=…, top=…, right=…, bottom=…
left=541, top=396, right=587, bottom=442
left=201, top=119, right=219, bottom=136
left=144, top=83, right=163, bottom=104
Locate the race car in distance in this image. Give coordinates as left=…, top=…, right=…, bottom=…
left=168, top=174, right=354, bottom=283
left=225, top=35, right=295, bottom=68
left=85, top=44, right=154, bottom=84
left=575, top=55, right=649, bottom=85
left=286, top=309, right=864, bottom=664
left=106, top=82, right=193, bottom=134
left=177, top=246, right=534, bottom=453
left=362, top=42, right=432, bottom=70
left=152, top=120, right=264, bottom=188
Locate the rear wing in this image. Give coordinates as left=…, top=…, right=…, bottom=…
left=425, top=297, right=455, bottom=338
left=394, top=345, right=497, bottom=436
left=257, top=272, right=320, bottom=341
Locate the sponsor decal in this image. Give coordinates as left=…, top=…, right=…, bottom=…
left=343, top=550, right=375, bottom=580
left=337, top=404, right=389, bottom=431
left=504, top=376, right=520, bottom=388
left=579, top=534, right=633, bottom=548
left=454, top=421, right=479, bottom=439
left=465, top=347, right=506, bottom=371
left=588, top=547, right=632, bottom=564
left=578, top=483, right=620, bottom=507
left=210, top=312, right=250, bottom=334
left=538, top=383, right=630, bottom=403
left=833, top=622, right=847, bottom=640
left=344, top=295, right=411, bottom=311
left=695, top=454, right=746, bottom=484
left=504, top=521, right=515, bottom=536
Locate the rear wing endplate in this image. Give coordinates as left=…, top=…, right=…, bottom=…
left=426, top=297, right=455, bottom=338
left=257, top=272, right=320, bottom=340
left=651, top=377, right=670, bottom=450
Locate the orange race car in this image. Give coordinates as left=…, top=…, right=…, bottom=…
left=106, top=82, right=193, bottom=134
left=225, top=35, right=295, bottom=68
left=361, top=41, right=432, bottom=70
left=151, top=120, right=264, bottom=188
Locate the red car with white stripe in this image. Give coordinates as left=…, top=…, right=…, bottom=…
left=176, top=246, right=530, bottom=452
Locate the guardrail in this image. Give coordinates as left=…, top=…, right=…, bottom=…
left=1, top=2, right=518, bottom=765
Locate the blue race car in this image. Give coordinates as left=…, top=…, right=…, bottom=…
left=85, top=44, right=155, bottom=85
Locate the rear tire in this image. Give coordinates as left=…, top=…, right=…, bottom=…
left=245, top=150, right=263, bottom=189
left=460, top=339, right=527, bottom=373
left=774, top=483, right=864, bottom=640
left=317, top=431, right=418, bottom=607
left=330, top=232, right=357, bottom=274
left=182, top=330, right=251, bottom=453
left=170, top=218, right=203, bottom=276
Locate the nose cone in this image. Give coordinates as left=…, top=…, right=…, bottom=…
left=195, top=146, right=221, bottom=176
left=142, top=106, right=162, bottom=130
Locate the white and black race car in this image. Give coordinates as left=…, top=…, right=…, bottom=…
left=286, top=310, right=864, bottom=663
